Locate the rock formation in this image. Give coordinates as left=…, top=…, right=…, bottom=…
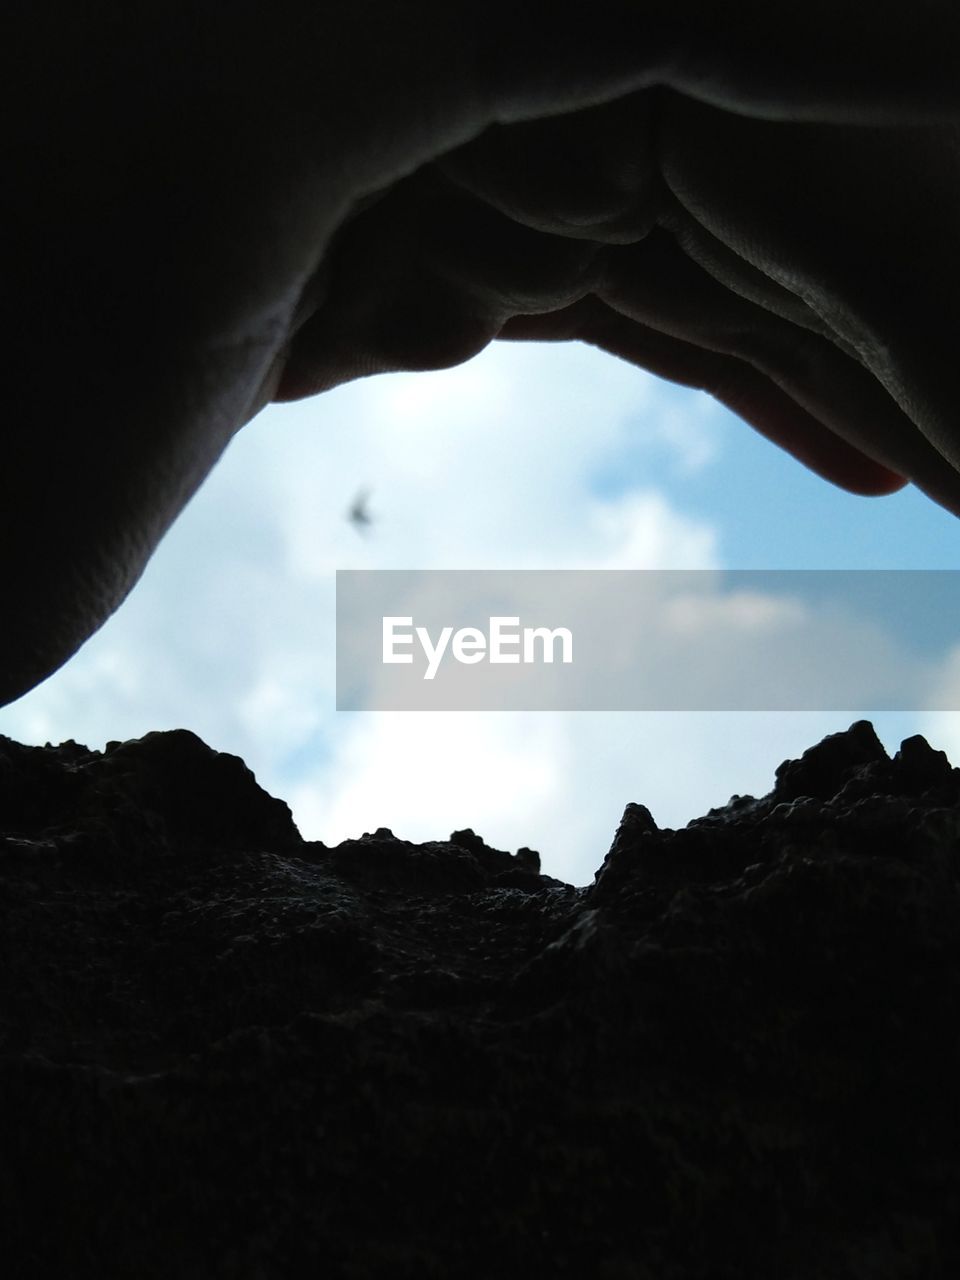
left=2, top=721, right=959, bottom=1277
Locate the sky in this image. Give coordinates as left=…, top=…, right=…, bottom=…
left=3, top=338, right=960, bottom=886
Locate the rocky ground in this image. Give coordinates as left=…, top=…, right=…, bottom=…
left=2, top=720, right=960, bottom=1278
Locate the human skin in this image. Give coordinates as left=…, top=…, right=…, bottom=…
left=3, top=2, right=960, bottom=706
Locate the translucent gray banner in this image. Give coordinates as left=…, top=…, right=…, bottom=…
left=336, top=570, right=960, bottom=711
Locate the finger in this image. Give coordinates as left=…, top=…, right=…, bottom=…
left=437, top=83, right=875, bottom=363
left=273, top=169, right=606, bottom=400
left=436, top=92, right=663, bottom=243
left=499, top=299, right=911, bottom=500
left=657, top=94, right=960, bottom=483
left=591, top=228, right=960, bottom=512
left=421, top=95, right=960, bottom=511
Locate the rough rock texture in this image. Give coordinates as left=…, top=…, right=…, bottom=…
left=2, top=721, right=960, bottom=1278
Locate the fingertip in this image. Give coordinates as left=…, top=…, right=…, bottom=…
left=714, top=382, right=910, bottom=500
left=845, top=467, right=909, bottom=498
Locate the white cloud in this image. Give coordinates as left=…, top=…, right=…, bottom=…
left=577, top=489, right=718, bottom=570
left=288, top=712, right=562, bottom=850
left=649, top=395, right=723, bottom=475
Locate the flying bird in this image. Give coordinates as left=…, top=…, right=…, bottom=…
left=347, top=488, right=374, bottom=534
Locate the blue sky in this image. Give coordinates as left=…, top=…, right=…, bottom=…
left=2, top=338, right=959, bottom=884
left=596, top=390, right=960, bottom=571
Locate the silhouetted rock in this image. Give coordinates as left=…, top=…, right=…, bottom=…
left=773, top=717, right=889, bottom=802
left=2, top=722, right=960, bottom=1277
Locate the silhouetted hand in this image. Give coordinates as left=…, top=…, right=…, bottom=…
left=3, top=1, right=959, bottom=704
